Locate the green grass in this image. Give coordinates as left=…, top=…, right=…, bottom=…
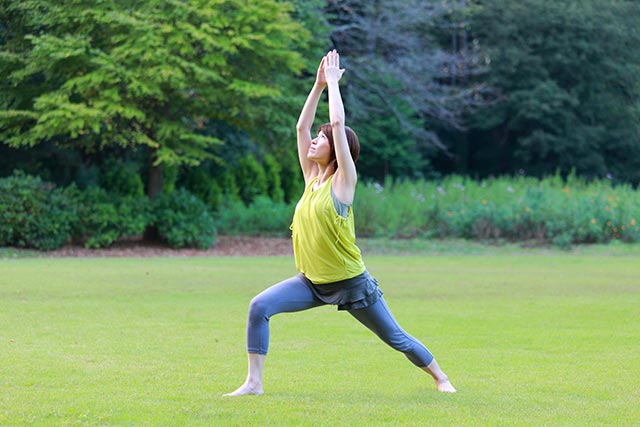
left=357, top=238, right=640, bottom=256
left=1, top=254, right=639, bottom=426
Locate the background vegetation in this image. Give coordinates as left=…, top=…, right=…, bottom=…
left=1, top=171, right=637, bottom=250
left=1, top=0, right=639, bottom=248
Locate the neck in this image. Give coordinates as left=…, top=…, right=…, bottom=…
left=316, top=162, right=336, bottom=186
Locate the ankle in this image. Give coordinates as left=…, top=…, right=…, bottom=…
left=244, top=377, right=262, bottom=388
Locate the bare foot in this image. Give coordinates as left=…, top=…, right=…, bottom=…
left=223, top=381, right=264, bottom=397
left=436, top=378, right=456, bottom=393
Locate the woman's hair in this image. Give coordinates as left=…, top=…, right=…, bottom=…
left=317, top=123, right=360, bottom=167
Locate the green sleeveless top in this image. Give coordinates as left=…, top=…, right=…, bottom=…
left=291, top=176, right=366, bottom=284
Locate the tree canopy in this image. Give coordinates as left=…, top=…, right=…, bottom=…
left=464, top=0, right=640, bottom=182
left=0, top=0, right=310, bottom=197
left=325, top=0, right=487, bottom=180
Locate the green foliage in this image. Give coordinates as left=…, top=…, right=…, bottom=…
left=152, top=188, right=217, bottom=249
left=216, top=196, right=294, bottom=237
left=65, top=185, right=151, bottom=248
left=353, top=174, right=640, bottom=246
left=2, top=0, right=640, bottom=191
left=279, top=149, right=304, bottom=203
left=178, top=166, right=224, bottom=211
left=0, top=171, right=75, bottom=250
left=0, top=0, right=311, bottom=197
left=98, top=159, right=144, bottom=197
left=235, top=155, right=268, bottom=205
left=218, top=169, right=241, bottom=203
left=263, top=154, right=285, bottom=203
left=0, top=171, right=217, bottom=250
left=179, top=152, right=288, bottom=211
left=162, top=164, right=179, bottom=195
left=467, top=0, right=640, bottom=183
left=355, top=92, right=429, bottom=180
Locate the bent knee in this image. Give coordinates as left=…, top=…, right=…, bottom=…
left=248, top=296, right=270, bottom=321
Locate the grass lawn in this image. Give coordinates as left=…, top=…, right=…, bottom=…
left=1, top=251, right=639, bottom=426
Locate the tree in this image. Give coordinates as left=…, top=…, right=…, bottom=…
left=325, top=0, right=487, bottom=180
left=467, top=0, right=640, bottom=183
left=0, top=0, right=310, bottom=198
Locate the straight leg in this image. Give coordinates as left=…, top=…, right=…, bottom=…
left=348, top=297, right=456, bottom=392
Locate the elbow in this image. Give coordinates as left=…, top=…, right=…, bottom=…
left=330, top=117, right=345, bottom=129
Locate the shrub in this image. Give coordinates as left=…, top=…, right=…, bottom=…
left=235, top=155, right=268, bottom=205
left=65, top=186, right=151, bottom=248
left=279, top=151, right=304, bottom=203
left=99, top=159, right=144, bottom=197
left=355, top=178, right=440, bottom=238
left=152, top=188, right=217, bottom=249
left=216, top=196, right=294, bottom=237
left=353, top=174, right=640, bottom=246
left=0, top=171, right=75, bottom=250
left=263, top=154, right=285, bottom=203
left=179, top=167, right=225, bottom=211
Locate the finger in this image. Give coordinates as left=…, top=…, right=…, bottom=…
left=328, top=50, right=337, bottom=66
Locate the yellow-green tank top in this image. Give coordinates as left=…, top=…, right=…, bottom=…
left=291, top=176, right=366, bottom=284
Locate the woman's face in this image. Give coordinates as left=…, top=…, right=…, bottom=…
left=307, top=130, right=332, bottom=164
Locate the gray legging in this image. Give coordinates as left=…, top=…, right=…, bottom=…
left=246, top=275, right=434, bottom=367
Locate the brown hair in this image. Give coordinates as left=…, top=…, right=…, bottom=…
left=317, top=123, right=360, bottom=168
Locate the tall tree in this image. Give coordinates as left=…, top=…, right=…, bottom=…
left=467, top=0, right=640, bottom=183
left=325, top=0, right=487, bottom=180
left=0, top=0, right=309, bottom=198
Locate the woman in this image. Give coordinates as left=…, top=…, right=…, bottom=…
left=225, top=50, right=455, bottom=396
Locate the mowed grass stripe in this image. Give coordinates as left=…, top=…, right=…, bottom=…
left=1, top=256, right=638, bottom=426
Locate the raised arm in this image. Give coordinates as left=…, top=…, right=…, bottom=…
left=296, top=56, right=326, bottom=185
left=325, top=50, right=357, bottom=205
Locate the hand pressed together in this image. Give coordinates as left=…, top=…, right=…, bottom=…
left=324, top=49, right=345, bottom=84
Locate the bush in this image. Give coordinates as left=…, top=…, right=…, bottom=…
left=152, top=189, right=217, bottom=249
left=263, top=154, right=285, bottom=203
left=0, top=171, right=75, bottom=250
left=235, top=155, right=268, bottom=205
left=66, top=186, right=151, bottom=248
left=216, top=196, right=294, bottom=237
left=0, top=172, right=220, bottom=251
left=353, top=174, right=640, bottom=246
left=280, top=152, right=304, bottom=204
left=98, top=159, right=144, bottom=197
